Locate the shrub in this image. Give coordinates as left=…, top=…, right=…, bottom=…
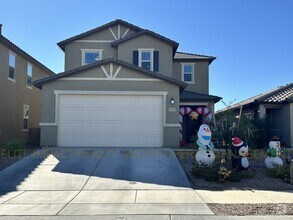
left=4, top=139, right=24, bottom=157
left=213, top=100, right=257, bottom=148
left=191, top=162, right=254, bottom=183
left=265, top=164, right=290, bottom=183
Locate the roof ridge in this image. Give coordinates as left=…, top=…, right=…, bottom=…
left=0, top=35, right=54, bottom=75
left=57, top=19, right=144, bottom=50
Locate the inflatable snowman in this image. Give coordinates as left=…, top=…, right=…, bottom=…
left=231, top=137, right=249, bottom=170
left=265, top=137, right=283, bottom=169
left=195, top=124, right=215, bottom=165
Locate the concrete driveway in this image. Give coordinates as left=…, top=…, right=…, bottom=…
left=0, top=147, right=212, bottom=217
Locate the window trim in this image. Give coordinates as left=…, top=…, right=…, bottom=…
left=8, top=51, right=16, bottom=81
left=81, top=49, right=103, bottom=66
left=22, top=105, right=30, bottom=131
left=181, top=63, right=195, bottom=84
left=138, top=48, right=154, bottom=71
left=27, top=62, right=33, bottom=88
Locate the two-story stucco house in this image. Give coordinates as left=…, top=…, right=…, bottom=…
left=34, top=19, right=221, bottom=147
left=0, top=25, right=54, bottom=145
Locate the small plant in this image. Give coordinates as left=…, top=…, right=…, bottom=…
left=265, top=164, right=290, bottom=183
left=4, top=139, right=24, bottom=157
left=191, top=162, right=254, bottom=183
left=191, top=163, right=220, bottom=182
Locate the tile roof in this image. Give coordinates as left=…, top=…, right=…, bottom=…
left=257, top=83, right=293, bottom=103
left=217, top=82, right=293, bottom=113
left=33, top=58, right=187, bottom=89
left=174, top=52, right=216, bottom=60
left=0, top=35, right=54, bottom=75
left=180, top=90, right=222, bottom=103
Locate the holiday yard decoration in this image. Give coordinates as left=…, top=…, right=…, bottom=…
left=231, top=137, right=250, bottom=170
left=195, top=124, right=215, bottom=165
left=179, top=106, right=213, bottom=146
left=265, top=136, right=283, bottom=169
left=195, top=107, right=212, bottom=123
left=179, top=107, right=199, bottom=145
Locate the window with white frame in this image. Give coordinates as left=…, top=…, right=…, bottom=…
left=81, top=49, right=103, bottom=65
left=23, top=105, right=29, bottom=130
left=181, top=63, right=194, bottom=83
left=139, top=49, right=153, bottom=71
left=27, top=63, right=33, bottom=87
left=9, top=52, right=16, bottom=80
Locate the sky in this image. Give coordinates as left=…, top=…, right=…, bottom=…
left=0, top=0, right=292, bottom=110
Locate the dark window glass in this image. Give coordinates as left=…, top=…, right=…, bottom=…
left=85, top=52, right=100, bottom=64
left=184, top=74, right=192, bottom=82
left=141, top=62, right=151, bottom=70
left=23, top=119, right=28, bottom=130
left=9, top=66, right=15, bottom=79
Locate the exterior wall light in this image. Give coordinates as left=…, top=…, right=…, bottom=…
left=170, top=97, right=175, bottom=105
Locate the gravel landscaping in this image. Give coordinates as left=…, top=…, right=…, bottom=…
left=175, top=149, right=293, bottom=216
left=175, top=149, right=293, bottom=190
left=209, top=203, right=293, bottom=216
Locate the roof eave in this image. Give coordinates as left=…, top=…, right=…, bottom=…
left=174, top=57, right=216, bottom=64
left=0, top=35, right=55, bottom=75
left=33, top=58, right=187, bottom=89
left=111, top=30, right=179, bottom=50
left=57, top=19, right=144, bottom=51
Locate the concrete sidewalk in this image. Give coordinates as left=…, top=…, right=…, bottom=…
left=0, top=215, right=292, bottom=219
left=195, top=190, right=293, bottom=204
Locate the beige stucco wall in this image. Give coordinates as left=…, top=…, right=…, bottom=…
left=64, top=24, right=136, bottom=71
left=117, top=35, right=174, bottom=77
left=40, top=63, right=180, bottom=146
left=64, top=42, right=117, bottom=71
left=173, top=60, right=209, bottom=94
left=0, top=42, right=52, bottom=145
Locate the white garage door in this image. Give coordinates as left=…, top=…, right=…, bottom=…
left=57, top=94, right=164, bottom=147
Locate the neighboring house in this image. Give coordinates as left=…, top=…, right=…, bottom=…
left=0, top=25, right=54, bottom=145
left=34, top=19, right=221, bottom=147
left=217, top=83, right=293, bottom=148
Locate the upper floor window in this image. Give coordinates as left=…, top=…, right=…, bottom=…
left=27, top=63, right=33, bottom=87
left=138, top=49, right=154, bottom=71
left=81, top=49, right=103, bottom=65
left=23, top=105, right=29, bottom=130
left=9, top=51, right=16, bottom=80
left=181, top=63, right=194, bottom=83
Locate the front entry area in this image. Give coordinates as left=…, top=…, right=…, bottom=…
left=57, top=94, right=164, bottom=147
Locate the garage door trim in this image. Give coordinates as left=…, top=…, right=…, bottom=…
left=53, top=91, right=168, bottom=147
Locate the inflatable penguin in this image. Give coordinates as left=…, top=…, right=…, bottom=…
left=195, top=124, right=215, bottom=165
left=231, top=137, right=249, bottom=170
left=265, top=137, right=283, bottom=169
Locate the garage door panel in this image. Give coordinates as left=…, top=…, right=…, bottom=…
left=58, top=121, right=163, bottom=133
left=58, top=94, right=164, bottom=147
